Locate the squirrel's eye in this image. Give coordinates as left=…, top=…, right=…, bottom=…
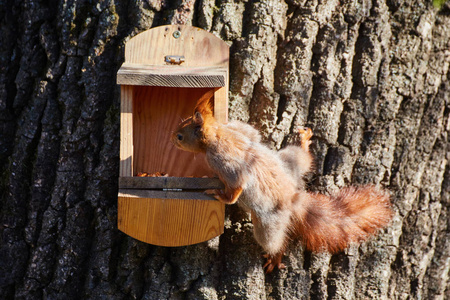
left=177, top=134, right=183, bottom=141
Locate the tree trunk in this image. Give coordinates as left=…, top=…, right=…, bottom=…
left=0, top=0, right=448, bottom=299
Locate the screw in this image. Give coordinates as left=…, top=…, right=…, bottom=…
left=173, top=30, right=181, bottom=38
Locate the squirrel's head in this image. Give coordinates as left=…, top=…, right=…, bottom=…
left=172, top=111, right=208, bottom=153
left=172, top=90, right=216, bottom=153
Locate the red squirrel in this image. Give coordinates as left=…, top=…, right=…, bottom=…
left=172, top=91, right=393, bottom=273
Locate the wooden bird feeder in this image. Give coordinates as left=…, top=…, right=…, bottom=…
left=117, top=25, right=228, bottom=246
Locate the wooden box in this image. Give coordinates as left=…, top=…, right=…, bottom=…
left=117, top=25, right=228, bottom=246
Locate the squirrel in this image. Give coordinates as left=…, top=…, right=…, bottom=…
left=172, top=90, right=393, bottom=273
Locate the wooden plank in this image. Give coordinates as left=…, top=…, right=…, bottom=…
left=119, top=177, right=224, bottom=190
left=124, top=25, right=229, bottom=67
left=120, top=85, right=133, bottom=177
left=214, top=87, right=228, bottom=123
left=118, top=189, right=218, bottom=200
left=117, top=64, right=226, bottom=87
left=118, top=25, right=229, bottom=247
left=118, top=196, right=225, bottom=246
left=133, top=86, right=217, bottom=178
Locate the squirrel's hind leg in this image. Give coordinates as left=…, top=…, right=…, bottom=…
left=251, top=210, right=290, bottom=273
left=262, top=253, right=286, bottom=273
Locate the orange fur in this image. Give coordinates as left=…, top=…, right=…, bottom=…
left=194, top=89, right=215, bottom=117
left=172, top=93, right=393, bottom=273
left=291, top=186, right=392, bottom=253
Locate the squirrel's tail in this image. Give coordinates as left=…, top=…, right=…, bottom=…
left=291, top=186, right=393, bottom=253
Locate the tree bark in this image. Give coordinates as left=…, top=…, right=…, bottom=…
left=0, top=0, right=448, bottom=299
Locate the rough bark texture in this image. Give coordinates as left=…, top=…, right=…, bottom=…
left=0, top=0, right=449, bottom=299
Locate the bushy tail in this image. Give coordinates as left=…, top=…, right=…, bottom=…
left=291, top=186, right=393, bottom=253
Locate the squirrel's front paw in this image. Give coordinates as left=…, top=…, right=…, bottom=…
left=213, top=187, right=242, bottom=204
left=213, top=189, right=239, bottom=204
left=299, top=127, right=313, bottom=151
left=213, top=189, right=228, bottom=203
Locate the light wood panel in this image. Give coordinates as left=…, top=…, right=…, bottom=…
left=118, top=190, right=217, bottom=200
left=117, top=64, right=227, bottom=87
left=120, top=85, right=133, bottom=177
left=118, top=194, right=225, bottom=246
left=132, top=86, right=217, bottom=177
left=214, top=86, right=228, bottom=123
left=119, top=177, right=224, bottom=190
left=118, top=25, right=228, bottom=247
left=123, top=25, right=229, bottom=67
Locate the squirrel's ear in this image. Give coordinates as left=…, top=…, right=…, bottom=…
left=194, top=90, right=215, bottom=117
left=193, top=111, right=204, bottom=125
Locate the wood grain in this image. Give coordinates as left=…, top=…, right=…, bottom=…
left=118, top=25, right=228, bottom=247
left=117, top=64, right=227, bottom=87
left=123, top=25, right=229, bottom=67
left=120, top=85, right=133, bottom=177
left=118, top=190, right=217, bottom=200
left=118, top=195, right=225, bottom=246
left=119, top=177, right=225, bottom=190
left=132, top=86, right=217, bottom=177
left=213, top=86, right=228, bottom=123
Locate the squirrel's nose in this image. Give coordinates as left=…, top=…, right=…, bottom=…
left=177, top=133, right=183, bottom=141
